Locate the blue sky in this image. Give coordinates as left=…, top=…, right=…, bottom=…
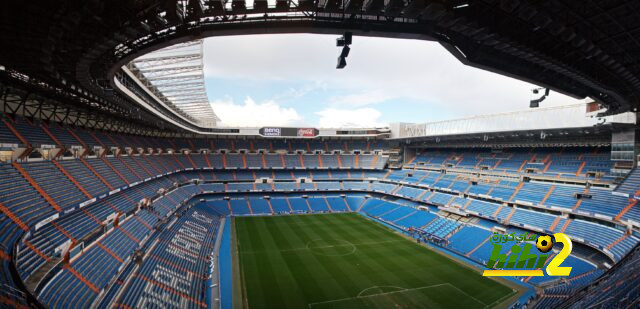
left=203, top=34, right=584, bottom=128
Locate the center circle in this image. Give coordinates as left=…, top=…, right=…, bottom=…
left=306, top=239, right=356, bottom=256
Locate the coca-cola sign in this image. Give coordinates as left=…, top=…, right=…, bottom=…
left=297, top=128, right=315, bottom=137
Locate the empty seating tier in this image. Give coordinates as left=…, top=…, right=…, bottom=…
left=0, top=136, right=636, bottom=309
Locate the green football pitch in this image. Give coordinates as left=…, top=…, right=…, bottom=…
left=232, top=213, right=517, bottom=308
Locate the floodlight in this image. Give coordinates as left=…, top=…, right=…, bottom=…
left=529, top=99, right=540, bottom=108
left=340, top=45, right=350, bottom=58
left=344, top=32, right=352, bottom=45
left=335, top=32, right=353, bottom=69
left=529, top=88, right=549, bottom=108
left=337, top=56, right=347, bottom=69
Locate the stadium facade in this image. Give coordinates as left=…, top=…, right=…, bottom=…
left=1, top=1, right=640, bottom=308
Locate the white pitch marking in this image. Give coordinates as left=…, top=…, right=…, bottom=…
left=307, top=283, right=450, bottom=308
left=238, top=239, right=404, bottom=254
left=444, top=283, right=488, bottom=308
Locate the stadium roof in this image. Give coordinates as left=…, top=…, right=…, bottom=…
left=391, top=102, right=637, bottom=147
left=126, top=40, right=219, bottom=128
left=1, top=1, right=640, bottom=134
left=390, top=103, right=637, bottom=139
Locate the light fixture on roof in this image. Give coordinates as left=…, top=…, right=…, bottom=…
left=336, top=32, right=353, bottom=69
left=530, top=87, right=550, bottom=108
left=337, top=55, right=347, bottom=69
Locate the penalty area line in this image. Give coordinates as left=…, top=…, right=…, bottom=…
left=484, top=288, right=518, bottom=309
left=307, top=283, right=450, bottom=308
left=444, top=283, right=488, bottom=308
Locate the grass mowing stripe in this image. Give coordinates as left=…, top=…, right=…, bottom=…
left=309, top=214, right=426, bottom=291
left=309, top=283, right=485, bottom=309
left=334, top=216, right=448, bottom=287
left=234, top=213, right=513, bottom=309
left=307, top=283, right=447, bottom=307
left=241, top=217, right=295, bottom=306
left=250, top=218, right=290, bottom=307
left=235, top=218, right=259, bottom=307
left=285, top=215, right=360, bottom=301
left=270, top=215, right=335, bottom=305
left=300, top=215, right=396, bottom=292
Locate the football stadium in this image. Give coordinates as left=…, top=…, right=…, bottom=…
left=0, top=1, right=639, bottom=309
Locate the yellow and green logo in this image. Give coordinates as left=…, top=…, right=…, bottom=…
left=482, top=232, right=572, bottom=277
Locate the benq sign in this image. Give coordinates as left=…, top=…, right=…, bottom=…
left=262, top=127, right=282, bottom=137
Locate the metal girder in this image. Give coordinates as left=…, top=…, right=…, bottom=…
left=144, top=74, right=204, bottom=83
left=168, top=97, right=209, bottom=103
left=165, top=91, right=208, bottom=98
left=180, top=103, right=209, bottom=107
left=157, top=81, right=205, bottom=89
left=161, top=87, right=206, bottom=94
left=131, top=53, right=201, bottom=66
left=136, top=64, right=202, bottom=75
left=181, top=106, right=211, bottom=111
left=174, top=101, right=209, bottom=105
left=0, top=78, right=167, bottom=135
left=150, top=81, right=201, bottom=88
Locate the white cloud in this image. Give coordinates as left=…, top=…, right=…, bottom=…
left=315, top=108, right=384, bottom=128
left=329, top=91, right=392, bottom=107
left=203, top=34, right=586, bottom=125
left=211, top=97, right=302, bottom=127
left=270, top=80, right=328, bottom=103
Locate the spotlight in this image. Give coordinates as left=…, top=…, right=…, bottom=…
left=340, top=45, right=350, bottom=58
left=343, top=32, right=352, bottom=45
left=529, top=87, right=550, bottom=108
left=530, top=98, right=541, bottom=108
left=336, top=32, right=353, bottom=69
left=336, top=32, right=353, bottom=46
left=337, top=56, right=347, bottom=69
